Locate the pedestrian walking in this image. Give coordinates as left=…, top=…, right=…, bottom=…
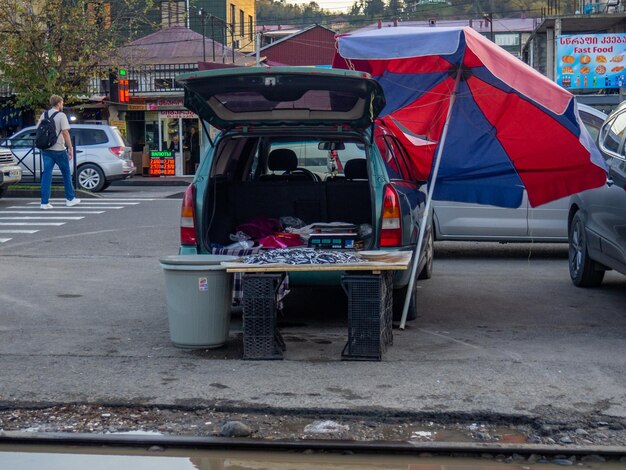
left=38, top=95, right=80, bottom=210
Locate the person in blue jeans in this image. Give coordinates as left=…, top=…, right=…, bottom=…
left=39, top=95, right=81, bottom=209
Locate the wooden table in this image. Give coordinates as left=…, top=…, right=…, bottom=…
left=223, top=251, right=412, bottom=361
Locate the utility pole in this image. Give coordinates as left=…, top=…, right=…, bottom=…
left=483, top=12, right=493, bottom=42
left=199, top=8, right=208, bottom=63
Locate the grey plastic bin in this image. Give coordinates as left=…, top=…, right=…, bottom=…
left=160, top=255, right=236, bottom=349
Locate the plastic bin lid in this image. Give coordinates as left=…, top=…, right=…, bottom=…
left=159, top=254, right=238, bottom=266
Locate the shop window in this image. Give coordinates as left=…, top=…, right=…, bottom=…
left=155, top=78, right=175, bottom=90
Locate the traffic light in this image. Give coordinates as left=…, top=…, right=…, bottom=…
left=108, top=69, right=129, bottom=104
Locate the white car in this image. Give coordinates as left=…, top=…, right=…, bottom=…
left=2, top=124, right=136, bottom=192
left=433, top=103, right=607, bottom=242
left=0, top=148, right=22, bottom=198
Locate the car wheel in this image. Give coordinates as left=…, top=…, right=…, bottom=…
left=417, top=229, right=434, bottom=280
left=78, top=164, right=105, bottom=192
left=569, top=211, right=605, bottom=287
left=392, top=283, right=418, bottom=322
left=101, top=182, right=111, bottom=190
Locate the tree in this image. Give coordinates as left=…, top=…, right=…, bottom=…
left=388, top=0, right=403, bottom=17
left=0, top=0, right=152, bottom=109
left=364, top=0, right=385, bottom=17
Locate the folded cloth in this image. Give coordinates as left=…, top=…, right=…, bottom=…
left=236, top=216, right=281, bottom=240
left=258, top=232, right=304, bottom=249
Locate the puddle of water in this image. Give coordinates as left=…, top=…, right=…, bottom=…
left=0, top=444, right=622, bottom=469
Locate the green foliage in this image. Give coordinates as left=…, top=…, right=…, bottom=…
left=256, top=0, right=333, bottom=24
left=0, top=0, right=153, bottom=109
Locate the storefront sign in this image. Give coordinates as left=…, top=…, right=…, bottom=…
left=149, top=150, right=176, bottom=176
left=159, top=110, right=198, bottom=119
left=147, top=102, right=158, bottom=111
left=157, top=98, right=184, bottom=108
left=556, top=33, right=626, bottom=89
left=128, top=104, right=146, bottom=111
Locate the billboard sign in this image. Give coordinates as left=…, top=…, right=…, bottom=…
left=556, top=33, right=626, bottom=89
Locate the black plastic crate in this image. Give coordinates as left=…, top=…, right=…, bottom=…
left=242, top=273, right=285, bottom=360
left=341, top=272, right=393, bottom=361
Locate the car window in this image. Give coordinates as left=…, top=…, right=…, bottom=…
left=71, top=129, right=108, bottom=146
left=580, top=113, right=604, bottom=142
left=111, top=127, right=128, bottom=146
left=375, top=134, right=405, bottom=180
left=602, top=112, right=626, bottom=153
left=268, top=140, right=366, bottom=176
left=9, top=130, right=37, bottom=148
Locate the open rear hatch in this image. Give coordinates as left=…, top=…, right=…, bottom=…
left=177, top=67, right=386, bottom=131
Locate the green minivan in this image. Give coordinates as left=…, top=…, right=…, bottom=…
left=176, top=67, right=433, bottom=320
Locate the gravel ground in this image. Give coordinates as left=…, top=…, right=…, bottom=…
left=1, top=404, right=625, bottom=448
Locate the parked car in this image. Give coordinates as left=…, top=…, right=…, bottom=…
left=568, top=101, right=626, bottom=286
left=2, top=124, right=135, bottom=192
left=432, top=103, right=607, bottom=243
left=176, top=67, right=434, bottom=320
left=0, top=147, right=22, bottom=198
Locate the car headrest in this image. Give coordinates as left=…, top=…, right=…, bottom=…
left=268, top=149, right=297, bottom=172
left=343, top=159, right=367, bottom=180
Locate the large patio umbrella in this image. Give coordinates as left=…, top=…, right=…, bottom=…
left=333, top=27, right=608, bottom=328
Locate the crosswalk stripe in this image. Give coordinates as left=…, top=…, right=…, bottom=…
left=0, top=238, right=11, bottom=243
left=0, top=211, right=104, bottom=214
left=28, top=201, right=139, bottom=206
left=0, top=230, right=39, bottom=234
left=0, top=222, right=65, bottom=226
left=50, top=198, right=156, bottom=201
left=9, top=205, right=125, bottom=210
left=0, top=216, right=84, bottom=220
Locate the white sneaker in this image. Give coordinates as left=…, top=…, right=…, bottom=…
left=40, top=203, right=53, bottom=210
left=66, top=198, right=81, bottom=207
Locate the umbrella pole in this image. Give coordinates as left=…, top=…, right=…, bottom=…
left=400, top=67, right=463, bottom=329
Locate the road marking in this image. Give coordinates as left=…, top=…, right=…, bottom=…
left=9, top=205, right=125, bottom=210
left=29, top=201, right=140, bottom=206
left=0, top=211, right=104, bottom=214
left=0, top=216, right=84, bottom=220
left=0, top=222, right=65, bottom=226
left=0, top=238, right=11, bottom=243
left=0, top=230, right=39, bottom=234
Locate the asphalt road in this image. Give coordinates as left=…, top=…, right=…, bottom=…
left=0, top=186, right=625, bottom=428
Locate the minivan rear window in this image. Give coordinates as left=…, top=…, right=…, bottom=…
left=213, top=90, right=359, bottom=114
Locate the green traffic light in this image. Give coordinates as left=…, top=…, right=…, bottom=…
left=119, top=69, right=127, bottom=76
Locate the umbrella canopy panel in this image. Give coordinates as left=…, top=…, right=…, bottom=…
left=334, top=27, right=607, bottom=208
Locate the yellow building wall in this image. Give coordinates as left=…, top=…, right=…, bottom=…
left=227, top=0, right=255, bottom=53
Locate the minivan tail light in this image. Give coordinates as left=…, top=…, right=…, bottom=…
left=380, top=185, right=402, bottom=247
left=109, top=146, right=124, bottom=158
left=180, top=184, right=197, bottom=246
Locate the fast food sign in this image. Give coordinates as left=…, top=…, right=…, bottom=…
left=556, top=34, right=626, bottom=89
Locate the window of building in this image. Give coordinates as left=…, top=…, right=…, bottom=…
left=240, top=10, right=244, bottom=37
left=161, top=0, right=185, bottom=28
left=230, top=4, right=235, bottom=30
left=495, top=33, right=520, bottom=47
left=248, top=15, right=253, bottom=41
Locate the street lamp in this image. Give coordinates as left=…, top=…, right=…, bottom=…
left=199, top=8, right=208, bottom=62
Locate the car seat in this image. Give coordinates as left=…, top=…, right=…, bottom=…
left=260, top=148, right=317, bottom=181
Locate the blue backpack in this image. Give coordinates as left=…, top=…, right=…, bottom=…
left=35, top=111, right=60, bottom=150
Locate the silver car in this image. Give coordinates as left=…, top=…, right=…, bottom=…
left=569, top=101, right=626, bottom=286
left=433, top=103, right=607, bottom=242
left=3, top=124, right=136, bottom=192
